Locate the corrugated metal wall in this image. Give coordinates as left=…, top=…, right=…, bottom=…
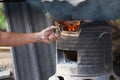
left=4, top=0, right=120, bottom=80
left=4, top=2, right=56, bottom=80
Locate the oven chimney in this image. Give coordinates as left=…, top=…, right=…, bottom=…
left=49, top=20, right=120, bottom=80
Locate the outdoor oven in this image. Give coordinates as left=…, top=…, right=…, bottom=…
left=40, top=0, right=120, bottom=80
left=49, top=20, right=119, bottom=80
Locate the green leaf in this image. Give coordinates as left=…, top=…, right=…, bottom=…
left=0, top=4, right=7, bottom=31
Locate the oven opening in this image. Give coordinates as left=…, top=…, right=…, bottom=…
left=64, top=50, right=77, bottom=63
left=55, top=20, right=81, bottom=33
left=57, top=49, right=77, bottom=64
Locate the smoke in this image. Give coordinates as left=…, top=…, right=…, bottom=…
left=36, top=0, right=120, bottom=20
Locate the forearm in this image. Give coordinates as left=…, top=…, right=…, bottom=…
left=0, top=26, right=60, bottom=46
left=0, top=32, right=39, bottom=46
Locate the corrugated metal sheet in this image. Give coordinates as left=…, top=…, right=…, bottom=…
left=4, top=2, right=56, bottom=80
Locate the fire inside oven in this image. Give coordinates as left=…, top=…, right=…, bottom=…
left=55, top=20, right=81, bottom=36
left=55, top=21, right=81, bottom=32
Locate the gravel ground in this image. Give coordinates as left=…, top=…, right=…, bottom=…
left=0, top=50, right=13, bottom=72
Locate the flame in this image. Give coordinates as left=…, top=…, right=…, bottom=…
left=57, top=21, right=80, bottom=32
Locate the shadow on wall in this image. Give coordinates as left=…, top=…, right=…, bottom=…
left=31, top=0, right=120, bottom=20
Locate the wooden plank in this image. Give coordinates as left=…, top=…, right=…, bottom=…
left=0, top=47, right=10, bottom=50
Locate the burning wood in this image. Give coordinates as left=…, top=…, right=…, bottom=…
left=55, top=21, right=80, bottom=32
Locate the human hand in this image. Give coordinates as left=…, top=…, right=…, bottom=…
left=35, top=26, right=60, bottom=43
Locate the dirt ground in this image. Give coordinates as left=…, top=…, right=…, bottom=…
left=0, top=48, right=13, bottom=71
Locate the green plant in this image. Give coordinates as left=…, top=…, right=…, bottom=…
left=0, top=4, right=7, bottom=31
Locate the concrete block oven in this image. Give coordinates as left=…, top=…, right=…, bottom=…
left=44, top=0, right=120, bottom=80
left=49, top=20, right=119, bottom=80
